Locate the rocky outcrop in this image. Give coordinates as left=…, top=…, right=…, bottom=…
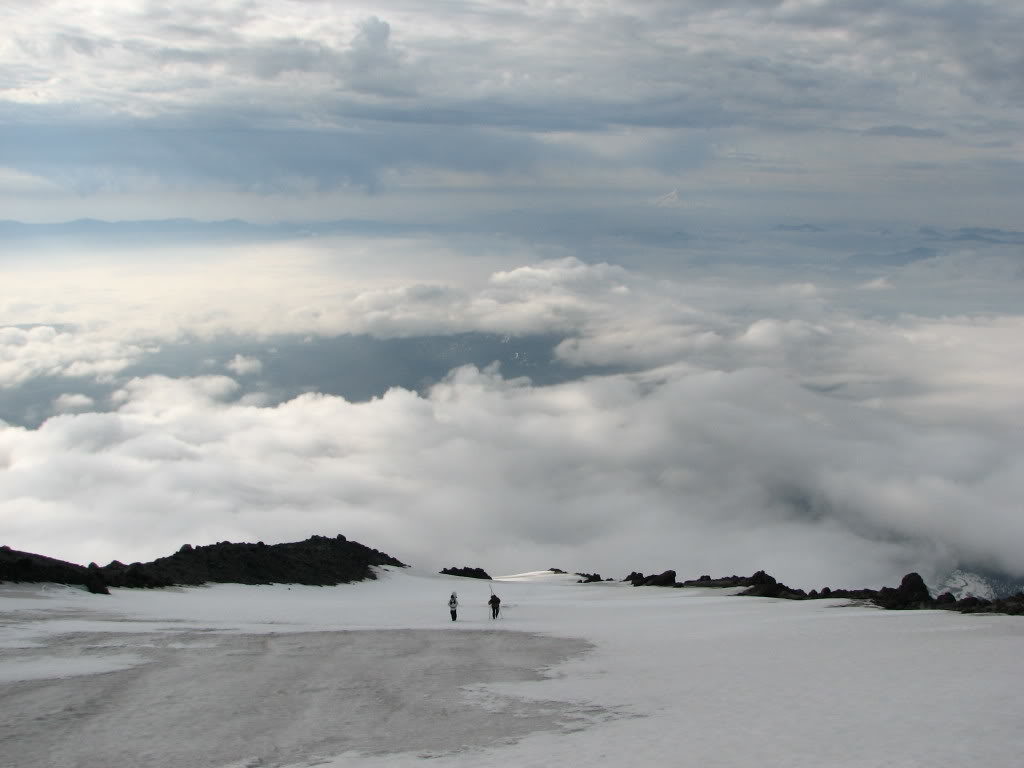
left=644, top=569, right=677, bottom=587
left=440, top=566, right=492, bottom=580
left=935, top=592, right=1024, bottom=615
left=873, top=572, right=932, bottom=610
left=624, top=569, right=678, bottom=587
left=96, top=534, right=405, bottom=588
left=737, top=571, right=808, bottom=600
left=679, top=571, right=778, bottom=588
left=0, top=546, right=109, bottom=594
left=3, top=535, right=405, bottom=590
left=576, top=572, right=603, bottom=583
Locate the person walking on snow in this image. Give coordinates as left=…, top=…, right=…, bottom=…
left=448, top=592, right=458, bottom=621
left=488, top=592, right=501, bottom=619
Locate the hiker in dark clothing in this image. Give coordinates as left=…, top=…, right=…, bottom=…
left=488, top=593, right=501, bottom=619
left=448, top=592, right=458, bottom=621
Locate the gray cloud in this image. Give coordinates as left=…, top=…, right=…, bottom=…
left=3, top=1, right=1023, bottom=223
left=863, top=126, right=945, bottom=138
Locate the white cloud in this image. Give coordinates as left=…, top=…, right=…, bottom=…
left=226, top=354, right=263, bottom=376
left=53, top=393, right=95, bottom=412
left=0, top=325, right=152, bottom=389
left=860, top=277, right=893, bottom=291
left=2, top=356, right=1023, bottom=588
left=0, top=167, right=61, bottom=193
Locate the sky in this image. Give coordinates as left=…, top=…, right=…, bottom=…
left=1, top=0, right=1023, bottom=588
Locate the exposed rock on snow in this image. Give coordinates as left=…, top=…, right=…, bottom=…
left=440, top=566, right=492, bottom=579
left=99, top=534, right=406, bottom=587
left=1, top=535, right=405, bottom=590
left=0, top=546, right=108, bottom=594
left=874, top=572, right=932, bottom=610
left=623, top=569, right=678, bottom=587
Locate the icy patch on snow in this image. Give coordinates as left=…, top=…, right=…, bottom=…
left=0, top=652, right=148, bottom=682
left=1, top=629, right=596, bottom=768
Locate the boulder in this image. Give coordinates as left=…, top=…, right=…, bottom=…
left=624, top=571, right=646, bottom=586
left=642, top=570, right=677, bottom=587
left=873, top=572, right=933, bottom=610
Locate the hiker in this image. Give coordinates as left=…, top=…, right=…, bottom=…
left=448, top=592, right=458, bottom=621
left=488, top=592, right=501, bottom=619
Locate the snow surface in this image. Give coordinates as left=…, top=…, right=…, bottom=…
left=2, top=569, right=1023, bottom=768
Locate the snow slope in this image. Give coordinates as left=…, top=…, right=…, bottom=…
left=2, top=568, right=1023, bottom=768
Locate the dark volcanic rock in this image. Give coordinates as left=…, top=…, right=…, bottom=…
left=738, top=581, right=807, bottom=600
left=955, top=595, right=990, bottom=609
left=99, top=534, right=406, bottom=588
left=822, top=587, right=879, bottom=600
left=576, top=572, right=602, bottom=583
left=873, top=572, right=933, bottom=610
left=643, top=570, right=677, bottom=587
left=0, top=546, right=109, bottom=594
left=939, top=592, right=1024, bottom=615
left=440, top=566, right=492, bottom=580
left=678, top=573, right=771, bottom=588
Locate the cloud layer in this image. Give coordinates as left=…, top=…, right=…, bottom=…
left=2, top=1, right=1023, bottom=223
left=2, top=231, right=1022, bottom=587
left=2, top=2, right=1022, bottom=589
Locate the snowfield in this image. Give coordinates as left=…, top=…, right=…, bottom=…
left=2, top=567, right=1023, bottom=768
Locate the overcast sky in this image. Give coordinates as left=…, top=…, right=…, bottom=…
left=2, top=1, right=1023, bottom=588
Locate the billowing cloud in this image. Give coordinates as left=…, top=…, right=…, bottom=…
left=2, top=360, right=1021, bottom=589
left=0, top=325, right=153, bottom=389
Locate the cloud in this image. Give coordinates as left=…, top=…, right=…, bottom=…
left=226, top=354, right=263, bottom=375
left=863, top=125, right=945, bottom=139
left=2, top=1, right=1022, bottom=224
left=2, top=1, right=1022, bottom=592
left=2, top=360, right=1021, bottom=589
left=0, top=325, right=152, bottom=390
left=53, top=393, right=96, bottom=412
left=1, top=230, right=1023, bottom=588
